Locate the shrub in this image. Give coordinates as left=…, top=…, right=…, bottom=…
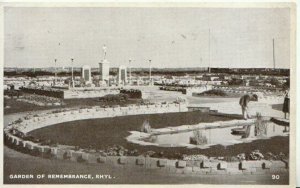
left=120, top=89, right=142, bottom=99
left=63, top=152, right=71, bottom=160
left=197, top=89, right=227, bottom=97
left=141, top=120, right=151, bottom=133
left=77, top=155, right=86, bottom=163
left=190, top=130, right=208, bottom=145
left=99, top=93, right=129, bottom=102
left=43, top=149, right=54, bottom=159
left=14, top=118, right=23, bottom=124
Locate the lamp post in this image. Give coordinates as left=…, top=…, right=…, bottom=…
left=54, top=59, right=57, bottom=86
left=71, top=58, right=74, bottom=88
left=273, top=38, right=276, bottom=69
left=149, top=59, right=152, bottom=86
left=129, top=59, right=132, bottom=85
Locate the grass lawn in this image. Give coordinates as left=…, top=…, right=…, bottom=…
left=4, top=98, right=140, bottom=115
left=4, top=99, right=58, bottom=115
left=29, top=111, right=289, bottom=159
left=193, top=89, right=243, bottom=98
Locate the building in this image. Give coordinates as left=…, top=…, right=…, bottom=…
left=117, top=65, right=127, bottom=85
left=82, top=65, right=91, bottom=83
left=99, top=59, right=110, bottom=85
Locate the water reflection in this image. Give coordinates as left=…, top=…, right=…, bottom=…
left=254, top=117, right=267, bottom=137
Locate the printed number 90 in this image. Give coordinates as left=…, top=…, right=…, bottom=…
left=272, top=175, right=280, bottom=180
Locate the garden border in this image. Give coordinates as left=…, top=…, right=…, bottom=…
left=4, top=102, right=289, bottom=176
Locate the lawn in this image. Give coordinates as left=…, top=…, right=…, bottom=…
left=193, top=90, right=243, bottom=98
left=4, top=98, right=140, bottom=115
left=29, top=111, right=289, bottom=159
left=4, top=98, right=58, bottom=115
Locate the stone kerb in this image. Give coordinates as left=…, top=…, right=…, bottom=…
left=86, top=153, right=99, bottom=163
left=240, top=160, right=264, bottom=170
left=5, top=104, right=288, bottom=176
left=136, top=157, right=146, bottom=165
left=70, top=151, right=84, bottom=162
left=25, top=142, right=34, bottom=150
left=218, top=161, right=227, bottom=170
left=176, top=160, right=187, bottom=168
left=4, top=130, right=289, bottom=176
left=12, top=136, right=20, bottom=146
left=158, top=159, right=168, bottom=167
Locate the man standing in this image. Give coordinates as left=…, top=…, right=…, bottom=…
left=239, top=94, right=258, bottom=120
left=282, top=88, right=290, bottom=119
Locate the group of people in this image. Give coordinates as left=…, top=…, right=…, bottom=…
left=239, top=88, right=290, bottom=120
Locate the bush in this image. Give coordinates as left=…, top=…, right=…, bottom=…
left=42, top=149, right=54, bottom=159
left=63, top=152, right=71, bottom=160
left=99, top=93, right=129, bottom=102
left=14, top=118, right=23, bottom=124
left=77, top=155, right=86, bottom=163
left=141, top=120, right=151, bottom=133
left=120, top=89, right=142, bottom=99
left=190, top=130, right=208, bottom=145
left=197, top=89, right=227, bottom=97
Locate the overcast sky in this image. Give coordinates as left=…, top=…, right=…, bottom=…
left=4, top=7, right=290, bottom=69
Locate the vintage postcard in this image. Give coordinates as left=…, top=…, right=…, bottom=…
left=1, top=2, right=297, bottom=187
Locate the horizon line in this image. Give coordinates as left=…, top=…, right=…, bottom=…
left=3, top=66, right=290, bottom=70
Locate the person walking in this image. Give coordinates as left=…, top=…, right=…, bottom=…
left=239, top=94, right=258, bottom=120
left=282, top=88, right=290, bottom=119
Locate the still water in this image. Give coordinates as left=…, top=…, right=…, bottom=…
left=143, top=122, right=289, bottom=148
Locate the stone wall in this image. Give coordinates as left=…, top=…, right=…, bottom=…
left=213, top=85, right=284, bottom=96
left=4, top=101, right=288, bottom=176
left=4, top=130, right=289, bottom=176
left=64, top=89, right=119, bottom=99
left=8, top=102, right=187, bottom=134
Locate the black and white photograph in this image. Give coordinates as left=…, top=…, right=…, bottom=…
left=1, top=2, right=296, bottom=186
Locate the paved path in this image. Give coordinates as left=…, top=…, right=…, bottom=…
left=145, top=89, right=285, bottom=118
left=3, top=96, right=288, bottom=185
left=185, top=96, right=284, bottom=118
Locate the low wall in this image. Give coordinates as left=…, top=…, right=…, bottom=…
left=63, top=89, right=119, bottom=99
left=6, top=103, right=188, bottom=134
left=4, top=101, right=289, bottom=176
left=4, top=130, right=289, bottom=176
left=213, top=85, right=284, bottom=95
left=16, top=98, right=62, bottom=107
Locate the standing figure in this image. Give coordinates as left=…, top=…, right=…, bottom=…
left=239, top=94, right=258, bottom=120
left=102, top=44, right=107, bottom=59
left=282, top=88, right=290, bottom=119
